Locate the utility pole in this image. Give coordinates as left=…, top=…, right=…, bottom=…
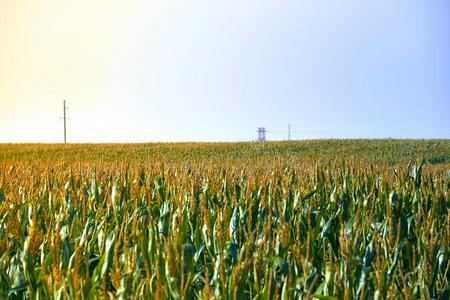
left=288, top=123, right=291, bottom=141
left=63, top=100, right=67, bottom=144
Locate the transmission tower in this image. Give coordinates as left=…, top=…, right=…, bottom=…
left=257, top=127, right=266, bottom=142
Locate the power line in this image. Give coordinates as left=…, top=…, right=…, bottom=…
left=266, top=126, right=450, bottom=138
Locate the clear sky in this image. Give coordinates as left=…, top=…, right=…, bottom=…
left=1, top=0, right=449, bottom=142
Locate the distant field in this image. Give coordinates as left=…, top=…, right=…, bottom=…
left=0, top=140, right=449, bottom=298
left=1, top=139, right=450, bottom=166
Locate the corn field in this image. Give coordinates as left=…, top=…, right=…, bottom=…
left=0, top=140, right=449, bottom=299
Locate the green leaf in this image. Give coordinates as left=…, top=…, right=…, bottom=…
left=0, top=189, right=5, bottom=204
left=101, top=231, right=115, bottom=277
left=345, top=216, right=355, bottom=236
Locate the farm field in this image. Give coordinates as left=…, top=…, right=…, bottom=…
left=0, top=140, right=449, bottom=299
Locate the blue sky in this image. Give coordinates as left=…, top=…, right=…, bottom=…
left=0, top=0, right=449, bottom=142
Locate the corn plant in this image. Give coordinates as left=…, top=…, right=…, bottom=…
left=0, top=141, right=449, bottom=299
